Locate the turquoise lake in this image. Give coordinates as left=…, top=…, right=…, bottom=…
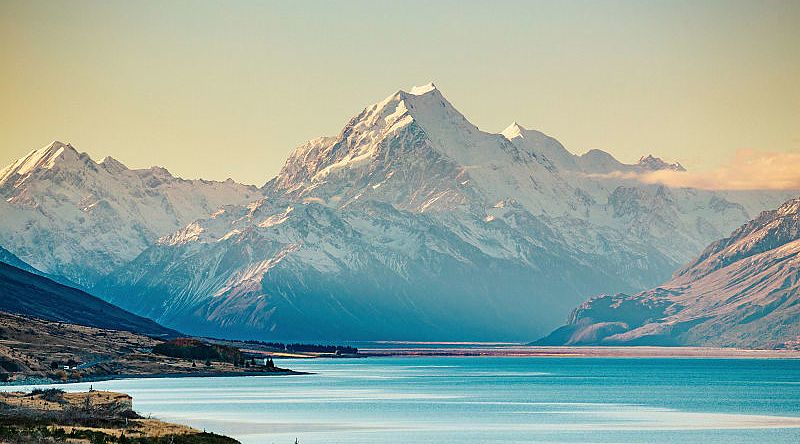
left=9, top=356, right=800, bottom=443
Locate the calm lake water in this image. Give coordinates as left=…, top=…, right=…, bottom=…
left=9, top=356, right=800, bottom=443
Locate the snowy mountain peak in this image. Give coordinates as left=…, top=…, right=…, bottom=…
left=581, top=149, right=617, bottom=163
left=408, top=82, right=438, bottom=96
left=0, top=140, right=263, bottom=285
left=98, top=155, right=127, bottom=173
left=0, top=140, right=81, bottom=186
left=637, top=154, right=686, bottom=171
left=43, top=140, right=73, bottom=153
left=501, top=123, right=584, bottom=172
left=268, top=82, right=488, bottom=203
left=574, top=149, right=628, bottom=174
left=269, top=84, right=758, bottom=219
left=500, top=122, right=526, bottom=139
left=146, top=165, right=174, bottom=178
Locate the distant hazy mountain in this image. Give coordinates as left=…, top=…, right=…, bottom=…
left=0, top=141, right=262, bottom=286
left=0, top=247, right=176, bottom=337
left=81, top=83, right=791, bottom=340
left=0, top=244, right=81, bottom=290
left=0, top=244, right=39, bottom=274
left=535, top=196, right=800, bottom=349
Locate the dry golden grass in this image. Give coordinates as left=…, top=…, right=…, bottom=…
left=0, top=390, right=131, bottom=412
left=1, top=390, right=202, bottom=440
left=56, top=418, right=197, bottom=439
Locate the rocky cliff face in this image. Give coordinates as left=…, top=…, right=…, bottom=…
left=535, top=197, right=800, bottom=348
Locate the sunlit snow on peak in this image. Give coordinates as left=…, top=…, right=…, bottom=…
left=408, top=82, right=437, bottom=95
left=501, top=122, right=526, bottom=140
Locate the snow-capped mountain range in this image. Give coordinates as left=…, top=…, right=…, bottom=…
left=535, top=196, right=800, bottom=348
left=0, top=83, right=795, bottom=340
left=0, top=142, right=261, bottom=286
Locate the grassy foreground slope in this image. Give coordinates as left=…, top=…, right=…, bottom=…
left=0, top=389, right=239, bottom=443
left=0, top=311, right=299, bottom=384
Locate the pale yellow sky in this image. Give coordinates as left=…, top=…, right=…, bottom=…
left=1, top=0, right=798, bottom=185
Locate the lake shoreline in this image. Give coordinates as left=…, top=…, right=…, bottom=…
left=358, top=345, right=800, bottom=359
left=6, top=344, right=799, bottom=387
left=1, top=368, right=310, bottom=387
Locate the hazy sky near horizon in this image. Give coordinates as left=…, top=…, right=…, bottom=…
left=1, top=0, right=799, bottom=185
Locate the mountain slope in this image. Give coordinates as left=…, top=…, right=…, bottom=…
left=0, top=255, right=177, bottom=337
left=102, top=199, right=640, bottom=340
left=535, top=197, right=800, bottom=348
left=0, top=245, right=39, bottom=274
left=0, top=141, right=262, bottom=286
left=96, top=84, right=794, bottom=340
left=0, top=244, right=83, bottom=289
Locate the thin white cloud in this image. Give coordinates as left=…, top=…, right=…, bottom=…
left=591, top=150, right=800, bottom=191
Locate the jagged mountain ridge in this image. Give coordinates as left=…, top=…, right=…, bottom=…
left=0, top=141, right=262, bottom=286
left=535, top=197, right=800, bottom=348
left=93, top=83, right=794, bottom=340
